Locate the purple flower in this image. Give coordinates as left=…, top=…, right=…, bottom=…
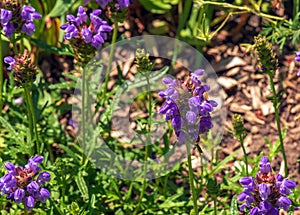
left=259, top=184, right=270, bottom=201
left=60, top=8, right=112, bottom=50
left=295, top=51, right=300, bottom=62
left=259, top=156, right=271, bottom=174
left=0, top=9, right=12, bottom=25
left=118, top=0, right=130, bottom=9
left=21, top=6, right=42, bottom=21
left=14, top=97, right=23, bottom=105
left=238, top=156, right=296, bottom=213
left=37, top=188, right=50, bottom=203
left=14, top=188, right=25, bottom=204
left=1, top=4, right=41, bottom=38
left=2, top=23, right=15, bottom=38
left=96, top=0, right=110, bottom=8
left=276, top=196, right=292, bottom=211
left=4, top=56, right=16, bottom=70
left=21, top=21, right=36, bottom=36
left=0, top=156, right=51, bottom=210
left=24, top=196, right=35, bottom=210
left=37, top=172, right=51, bottom=185
left=295, top=51, right=300, bottom=76
left=158, top=70, right=216, bottom=143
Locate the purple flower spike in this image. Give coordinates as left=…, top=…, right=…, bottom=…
left=158, top=69, right=215, bottom=143
left=0, top=156, right=51, bottom=210
left=238, top=155, right=296, bottom=213
left=4, top=56, right=16, bottom=70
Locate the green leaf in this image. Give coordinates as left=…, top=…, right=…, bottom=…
left=48, top=0, right=76, bottom=17
left=31, top=38, right=74, bottom=56
left=0, top=117, right=24, bottom=144
left=209, top=150, right=238, bottom=176
left=75, top=174, right=89, bottom=201
left=230, top=196, right=239, bottom=215
left=139, top=0, right=175, bottom=14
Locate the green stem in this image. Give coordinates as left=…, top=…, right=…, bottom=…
left=213, top=196, right=217, bottom=215
left=196, top=0, right=288, bottom=23
left=172, top=0, right=193, bottom=67
left=24, top=209, right=28, bottom=215
left=134, top=75, right=152, bottom=215
left=24, top=87, right=34, bottom=143
left=24, top=86, right=40, bottom=154
left=268, top=74, right=287, bottom=177
left=239, top=136, right=248, bottom=176
left=186, top=141, right=198, bottom=215
left=103, top=22, right=118, bottom=98
left=0, top=34, right=3, bottom=116
left=81, top=66, right=87, bottom=166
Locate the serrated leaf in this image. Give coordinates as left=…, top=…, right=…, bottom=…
left=230, top=196, right=239, bottom=215
left=75, top=174, right=89, bottom=201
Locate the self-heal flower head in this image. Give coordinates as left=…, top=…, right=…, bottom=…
left=158, top=69, right=216, bottom=143
left=60, top=7, right=112, bottom=63
left=0, top=156, right=51, bottom=211
left=0, top=2, right=41, bottom=38
left=3, top=50, right=38, bottom=87
left=238, top=156, right=296, bottom=214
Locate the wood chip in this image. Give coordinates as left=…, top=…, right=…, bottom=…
left=244, top=111, right=265, bottom=124
left=251, top=86, right=262, bottom=109
left=217, top=76, right=238, bottom=90
left=230, top=103, right=252, bottom=113
left=261, top=102, right=274, bottom=116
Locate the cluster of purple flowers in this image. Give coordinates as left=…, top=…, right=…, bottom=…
left=238, top=156, right=296, bottom=214
left=295, top=51, right=300, bottom=76
left=0, top=156, right=51, bottom=210
left=0, top=3, right=42, bottom=38
left=60, top=6, right=112, bottom=50
left=84, top=0, right=132, bottom=10
left=158, top=69, right=217, bottom=143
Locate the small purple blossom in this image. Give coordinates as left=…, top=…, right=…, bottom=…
left=0, top=156, right=51, bottom=210
left=0, top=9, right=12, bottom=25
left=238, top=156, right=296, bottom=214
left=158, top=69, right=216, bottom=143
left=4, top=56, right=16, bottom=70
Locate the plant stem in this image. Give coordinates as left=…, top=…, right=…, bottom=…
left=134, top=75, right=152, bottom=215
left=186, top=141, right=198, bottom=215
left=239, top=136, right=248, bottom=176
left=213, top=196, right=217, bottom=215
left=195, top=0, right=287, bottom=23
left=172, top=0, right=193, bottom=67
left=81, top=66, right=87, bottom=166
left=268, top=74, right=287, bottom=177
left=103, top=22, right=118, bottom=98
left=0, top=34, right=3, bottom=116
left=24, top=86, right=40, bottom=154
left=24, top=209, right=28, bottom=215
